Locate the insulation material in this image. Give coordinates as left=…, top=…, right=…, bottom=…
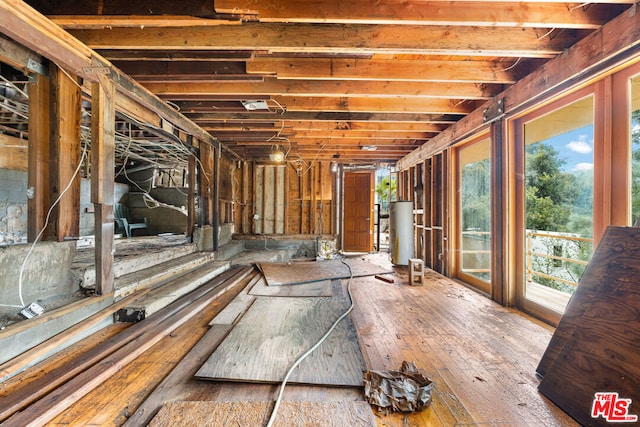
left=364, top=361, right=433, bottom=412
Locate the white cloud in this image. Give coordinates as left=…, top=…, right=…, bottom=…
left=573, top=162, right=594, bottom=172
left=566, top=136, right=592, bottom=154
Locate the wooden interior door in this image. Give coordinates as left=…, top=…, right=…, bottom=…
left=343, top=171, right=374, bottom=252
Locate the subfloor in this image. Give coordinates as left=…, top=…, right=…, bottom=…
left=1, top=252, right=577, bottom=426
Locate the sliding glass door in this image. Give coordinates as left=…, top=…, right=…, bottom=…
left=456, top=137, right=491, bottom=293
left=518, top=94, right=595, bottom=318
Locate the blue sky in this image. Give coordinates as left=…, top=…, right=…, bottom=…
left=545, top=125, right=594, bottom=173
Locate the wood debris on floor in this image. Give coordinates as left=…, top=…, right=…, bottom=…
left=148, top=400, right=376, bottom=427
left=195, top=279, right=366, bottom=386
left=257, top=258, right=393, bottom=286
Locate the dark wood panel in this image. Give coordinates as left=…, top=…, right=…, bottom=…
left=538, top=226, right=640, bottom=426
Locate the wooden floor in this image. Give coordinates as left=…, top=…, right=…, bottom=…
left=1, top=253, right=577, bottom=426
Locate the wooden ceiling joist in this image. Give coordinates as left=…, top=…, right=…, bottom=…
left=246, top=57, right=521, bottom=83
left=213, top=0, right=627, bottom=28
left=148, top=80, right=501, bottom=100
left=68, top=24, right=577, bottom=58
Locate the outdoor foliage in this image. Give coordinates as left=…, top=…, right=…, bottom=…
left=525, top=141, right=593, bottom=293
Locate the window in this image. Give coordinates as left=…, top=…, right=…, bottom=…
left=457, top=137, right=491, bottom=291
left=521, top=95, right=594, bottom=314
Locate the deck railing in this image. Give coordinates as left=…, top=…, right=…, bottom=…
left=526, top=231, right=592, bottom=292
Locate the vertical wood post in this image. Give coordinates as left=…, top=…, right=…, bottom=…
left=491, top=120, right=505, bottom=305
left=50, top=64, right=82, bottom=241
left=187, top=150, right=197, bottom=238
left=27, top=72, right=50, bottom=242
left=91, top=75, right=115, bottom=295
left=212, top=143, right=220, bottom=251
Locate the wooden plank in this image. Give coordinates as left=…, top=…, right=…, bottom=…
left=538, top=226, right=640, bottom=426
left=195, top=294, right=366, bottom=386
left=71, top=24, right=571, bottom=57
left=2, top=267, right=252, bottom=426
left=248, top=276, right=333, bottom=298
left=122, top=324, right=235, bottom=427
left=26, top=72, right=50, bottom=242
left=248, top=58, right=519, bottom=83
left=91, top=76, right=116, bottom=295
left=258, top=259, right=393, bottom=286
left=50, top=64, right=82, bottom=241
left=148, top=401, right=376, bottom=427
left=0, top=134, right=27, bottom=171
left=150, top=79, right=498, bottom=99
left=0, top=290, right=141, bottom=383
left=187, top=151, right=197, bottom=235
left=0, top=267, right=247, bottom=423
left=208, top=274, right=260, bottom=325
left=214, top=0, right=619, bottom=28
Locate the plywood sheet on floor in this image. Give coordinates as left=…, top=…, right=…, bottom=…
left=195, top=295, right=366, bottom=386
left=148, top=400, right=376, bottom=427
left=538, top=226, right=640, bottom=427
left=249, top=276, right=333, bottom=297
left=258, top=259, right=392, bottom=286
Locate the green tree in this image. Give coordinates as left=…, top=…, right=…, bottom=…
left=375, top=176, right=396, bottom=213
left=525, top=142, right=577, bottom=231
left=461, top=158, right=490, bottom=231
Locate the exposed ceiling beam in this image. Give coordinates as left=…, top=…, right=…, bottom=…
left=68, top=23, right=578, bottom=57
left=148, top=79, right=501, bottom=100
left=247, top=57, right=521, bottom=83
left=214, top=1, right=627, bottom=28
left=270, top=96, right=477, bottom=114
left=184, top=111, right=464, bottom=123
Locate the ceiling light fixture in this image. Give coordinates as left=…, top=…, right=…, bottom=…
left=269, top=144, right=285, bottom=162
left=361, top=145, right=377, bottom=151
left=241, top=100, right=270, bottom=111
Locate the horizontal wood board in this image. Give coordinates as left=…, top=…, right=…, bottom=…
left=538, top=226, right=640, bottom=427
left=258, top=258, right=392, bottom=286
left=195, top=288, right=366, bottom=386
left=148, top=400, right=376, bottom=427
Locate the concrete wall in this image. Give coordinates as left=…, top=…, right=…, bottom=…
left=0, top=241, right=77, bottom=318
left=0, top=168, right=27, bottom=245
left=126, top=188, right=188, bottom=235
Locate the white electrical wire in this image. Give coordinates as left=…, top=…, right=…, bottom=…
left=11, top=142, right=88, bottom=310
left=266, top=259, right=355, bottom=427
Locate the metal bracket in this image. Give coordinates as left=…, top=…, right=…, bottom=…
left=26, top=57, right=47, bottom=76
left=483, top=98, right=505, bottom=123
left=82, top=66, right=111, bottom=75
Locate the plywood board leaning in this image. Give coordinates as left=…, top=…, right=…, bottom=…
left=538, top=226, right=640, bottom=427
left=195, top=294, right=366, bottom=386
left=149, top=400, right=376, bottom=427
left=258, top=258, right=393, bottom=286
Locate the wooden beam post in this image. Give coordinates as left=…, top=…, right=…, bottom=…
left=49, top=64, right=82, bottom=242
left=491, top=120, right=506, bottom=305
left=187, top=144, right=197, bottom=239
left=212, top=143, right=220, bottom=251
left=91, top=75, right=116, bottom=295
left=27, top=72, right=50, bottom=242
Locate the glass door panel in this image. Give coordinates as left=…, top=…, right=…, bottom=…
left=523, top=96, right=594, bottom=313
left=458, top=138, right=491, bottom=291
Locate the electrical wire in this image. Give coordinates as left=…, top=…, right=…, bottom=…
left=266, top=259, right=355, bottom=427
left=11, top=141, right=89, bottom=310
